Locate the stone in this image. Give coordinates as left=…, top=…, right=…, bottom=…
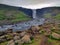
left=6, top=29, right=13, bottom=33
left=21, top=34, right=31, bottom=43
left=31, top=26, right=40, bottom=34
left=52, top=32, right=60, bottom=39
left=20, top=31, right=26, bottom=38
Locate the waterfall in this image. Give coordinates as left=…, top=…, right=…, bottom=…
left=32, top=9, right=36, bottom=19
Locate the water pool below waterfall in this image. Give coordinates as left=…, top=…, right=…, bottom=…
left=0, top=18, right=45, bottom=31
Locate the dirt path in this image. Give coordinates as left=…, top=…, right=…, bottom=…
left=40, top=35, right=52, bottom=45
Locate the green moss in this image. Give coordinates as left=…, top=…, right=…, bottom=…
left=48, top=38, right=60, bottom=45
left=15, top=43, right=18, bottom=45
left=51, top=26, right=56, bottom=30
left=39, top=30, right=45, bottom=34
left=6, top=34, right=13, bottom=40
left=48, top=38, right=53, bottom=43
left=0, top=41, right=8, bottom=45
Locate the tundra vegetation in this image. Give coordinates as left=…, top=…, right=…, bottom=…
left=0, top=5, right=60, bottom=45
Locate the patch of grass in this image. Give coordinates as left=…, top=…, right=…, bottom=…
left=48, top=38, right=60, bottom=45
left=11, top=11, right=31, bottom=22
left=48, top=38, right=54, bottom=43
left=0, top=10, right=6, bottom=20
left=39, top=30, right=45, bottom=34
left=48, top=35, right=60, bottom=41
left=0, top=41, right=8, bottom=45
left=54, top=14, right=60, bottom=20
left=44, top=13, right=51, bottom=18
left=22, top=43, right=30, bottom=45
left=11, top=12, right=31, bottom=22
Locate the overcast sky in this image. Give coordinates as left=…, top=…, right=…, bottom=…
left=0, top=0, right=60, bottom=9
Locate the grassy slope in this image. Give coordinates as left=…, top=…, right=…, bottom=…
left=0, top=5, right=31, bottom=24
left=54, top=14, right=60, bottom=20
left=44, top=13, right=60, bottom=20
left=11, top=11, right=31, bottom=23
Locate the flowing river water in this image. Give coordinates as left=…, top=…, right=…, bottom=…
left=0, top=18, right=45, bottom=31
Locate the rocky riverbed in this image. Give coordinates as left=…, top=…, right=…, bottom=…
left=0, top=20, right=60, bottom=45
left=0, top=18, right=45, bottom=31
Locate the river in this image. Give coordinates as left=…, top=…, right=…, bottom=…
left=0, top=18, right=45, bottom=31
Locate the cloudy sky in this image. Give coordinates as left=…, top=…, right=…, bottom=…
left=0, top=0, right=60, bottom=9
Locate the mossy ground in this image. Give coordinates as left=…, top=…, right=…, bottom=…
left=0, top=41, right=8, bottom=45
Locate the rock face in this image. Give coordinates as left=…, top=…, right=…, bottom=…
left=52, top=32, right=60, bottom=39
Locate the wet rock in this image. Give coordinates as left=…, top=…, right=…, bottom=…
left=6, top=29, right=13, bottom=33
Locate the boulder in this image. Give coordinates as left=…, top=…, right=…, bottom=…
left=52, top=32, right=60, bottom=39
left=31, top=26, right=40, bottom=31
left=0, top=35, right=7, bottom=42
left=13, top=35, right=20, bottom=41
left=6, top=29, right=13, bottom=33
left=44, top=28, right=51, bottom=36
left=30, top=26, right=40, bottom=34
left=20, top=31, right=26, bottom=38
left=21, top=34, right=31, bottom=43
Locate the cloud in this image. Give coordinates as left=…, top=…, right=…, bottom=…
left=0, top=0, right=60, bottom=9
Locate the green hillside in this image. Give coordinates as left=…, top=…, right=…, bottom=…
left=54, top=14, right=60, bottom=20
left=0, top=5, right=31, bottom=25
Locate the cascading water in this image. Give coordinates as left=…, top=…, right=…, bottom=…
left=32, top=9, right=36, bottom=19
